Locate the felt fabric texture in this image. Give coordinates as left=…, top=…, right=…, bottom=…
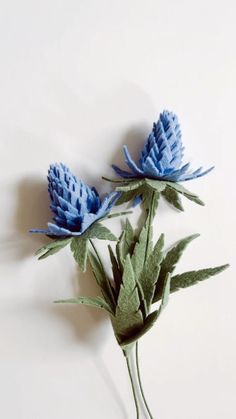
left=31, top=163, right=119, bottom=237
left=112, top=110, right=214, bottom=182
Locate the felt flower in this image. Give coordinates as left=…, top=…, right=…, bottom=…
left=112, top=110, right=214, bottom=182
left=31, top=163, right=118, bottom=237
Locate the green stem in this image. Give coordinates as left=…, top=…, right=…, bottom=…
left=137, top=191, right=157, bottom=417
left=89, top=239, right=105, bottom=273
left=144, top=191, right=158, bottom=264
left=135, top=342, right=154, bottom=419
left=125, top=354, right=140, bottom=419
left=89, top=239, right=116, bottom=308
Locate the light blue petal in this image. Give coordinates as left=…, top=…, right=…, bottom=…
left=48, top=223, right=72, bottom=236
left=81, top=213, right=98, bottom=232
left=112, top=164, right=134, bottom=178
left=96, top=191, right=120, bottom=218
left=180, top=166, right=214, bottom=181
left=123, top=146, right=144, bottom=176
left=142, top=156, right=160, bottom=177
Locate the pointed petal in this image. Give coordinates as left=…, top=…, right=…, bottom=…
left=123, top=145, right=144, bottom=176
left=47, top=223, right=72, bottom=236
left=112, top=164, right=134, bottom=178
left=142, top=156, right=160, bottom=177
left=180, top=166, right=214, bottom=181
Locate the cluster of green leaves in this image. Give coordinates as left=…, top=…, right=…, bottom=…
left=103, top=176, right=204, bottom=210
left=35, top=222, right=117, bottom=271
left=37, top=176, right=228, bottom=353
left=56, top=216, right=228, bottom=351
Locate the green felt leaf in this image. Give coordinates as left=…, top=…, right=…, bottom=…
left=54, top=296, right=113, bottom=314
left=120, top=273, right=171, bottom=347
left=102, top=176, right=133, bottom=184
left=83, top=223, right=117, bottom=241
left=108, top=244, right=122, bottom=295
left=120, top=310, right=159, bottom=347
left=104, top=210, right=133, bottom=220
left=116, top=180, right=144, bottom=192
left=169, top=264, right=229, bottom=295
left=157, top=272, right=171, bottom=315
left=36, top=238, right=72, bottom=260
left=162, top=187, right=184, bottom=211
left=166, top=182, right=204, bottom=206
left=141, top=189, right=159, bottom=212
left=117, top=256, right=140, bottom=313
left=131, top=191, right=159, bottom=279
left=145, top=179, right=166, bottom=193
left=139, top=233, right=164, bottom=310
left=112, top=255, right=143, bottom=342
left=116, top=219, right=136, bottom=271
left=115, top=187, right=143, bottom=206
left=88, top=251, right=116, bottom=311
left=131, top=220, right=153, bottom=281
left=70, top=238, right=88, bottom=272
left=153, top=234, right=200, bottom=302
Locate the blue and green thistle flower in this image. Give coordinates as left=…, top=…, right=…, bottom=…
left=108, top=111, right=214, bottom=210
left=31, top=163, right=119, bottom=237
left=112, top=110, right=213, bottom=182
left=31, top=163, right=121, bottom=270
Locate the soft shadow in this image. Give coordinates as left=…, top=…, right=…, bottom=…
left=35, top=264, right=128, bottom=416
left=13, top=176, right=52, bottom=259
left=109, top=124, right=149, bottom=179
left=49, top=264, right=109, bottom=344
left=91, top=353, right=129, bottom=418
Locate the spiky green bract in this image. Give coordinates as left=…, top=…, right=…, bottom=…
left=167, top=264, right=229, bottom=297
left=55, top=219, right=229, bottom=350
left=54, top=220, right=228, bottom=356
left=35, top=222, right=117, bottom=272
left=54, top=296, right=113, bottom=314
left=103, top=176, right=204, bottom=211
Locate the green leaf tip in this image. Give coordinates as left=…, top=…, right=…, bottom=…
left=70, top=238, right=88, bottom=272
left=35, top=238, right=72, bottom=260
left=170, top=263, right=230, bottom=295
left=83, top=223, right=117, bottom=241
left=54, top=296, right=113, bottom=314
left=153, top=233, right=200, bottom=302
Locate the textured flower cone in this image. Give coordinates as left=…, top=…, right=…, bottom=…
left=112, top=110, right=214, bottom=182
left=31, top=163, right=118, bottom=237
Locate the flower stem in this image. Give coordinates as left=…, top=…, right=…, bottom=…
left=125, top=353, right=140, bottom=419
left=89, top=239, right=104, bottom=273
left=135, top=342, right=154, bottom=419
left=136, top=191, right=157, bottom=418
left=144, top=191, right=158, bottom=264
left=89, top=239, right=116, bottom=308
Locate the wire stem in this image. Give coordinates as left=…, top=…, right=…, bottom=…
left=125, top=354, right=140, bottom=419
left=135, top=342, right=154, bottom=418
left=89, top=239, right=116, bottom=308
left=89, top=239, right=104, bottom=273
left=137, top=191, right=156, bottom=418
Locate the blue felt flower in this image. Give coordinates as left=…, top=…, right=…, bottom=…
left=112, top=111, right=214, bottom=182
left=31, top=163, right=118, bottom=237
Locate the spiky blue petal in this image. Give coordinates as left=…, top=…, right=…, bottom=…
left=31, top=163, right=119, bottom=237
left=113, top=110, right=213, bottom=182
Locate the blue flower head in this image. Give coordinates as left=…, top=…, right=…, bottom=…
left=31, top=163, right=118, bottom=237
left=112, top=111, right=214, bottom=182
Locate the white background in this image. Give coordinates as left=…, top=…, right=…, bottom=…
left=0, top=1, right=235, bottom=418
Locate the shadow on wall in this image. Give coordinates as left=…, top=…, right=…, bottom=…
left=37, top=264, right=129, bottom=418
left=0, top=82, right=162, bottom=418
left=109, top=124, right=149, bottom=174
left=50, top=264, right=109, bottom=344
left=14, top=176, right=52, bottom=259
